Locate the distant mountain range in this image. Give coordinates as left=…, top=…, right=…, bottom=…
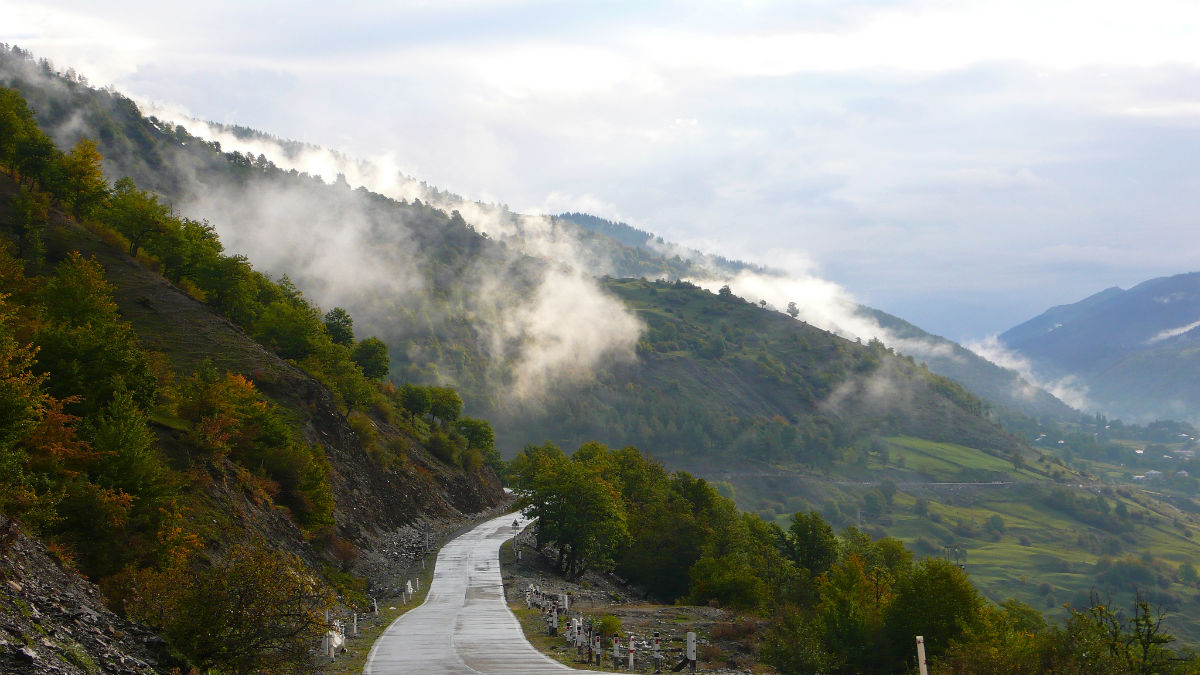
left=1000, top=272, right=1200, bottom=423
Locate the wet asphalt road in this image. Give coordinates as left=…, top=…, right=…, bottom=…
left=363, top=513, right=583, bottom=674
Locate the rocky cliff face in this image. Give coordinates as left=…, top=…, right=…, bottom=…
left=0, top=515, right=178, bottom=675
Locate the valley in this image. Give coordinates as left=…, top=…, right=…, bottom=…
left=3, top=40, right=1200, bottom=674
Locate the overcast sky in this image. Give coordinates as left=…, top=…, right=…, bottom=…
left=4, top=0, right=1199, bottom=340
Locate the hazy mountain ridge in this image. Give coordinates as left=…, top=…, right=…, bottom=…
left=0, top=45, right=1078, bottom=435
left=1001, top=271, right=1200, bottom=422
left=555, top=211, right=766, bottom=278
left=861, top=307, right=1077, bottom=421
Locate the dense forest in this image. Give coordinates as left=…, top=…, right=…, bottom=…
left=512, top=441, right=1199, bottom=674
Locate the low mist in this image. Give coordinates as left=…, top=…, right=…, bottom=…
left=136, top=97, right=1062, bottom=419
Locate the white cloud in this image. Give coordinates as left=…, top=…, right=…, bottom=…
left=966, top=335, right=1092, bottom=410
left=1147, top=319, right=1200, bottom=345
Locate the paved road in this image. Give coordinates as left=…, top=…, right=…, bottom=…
left=363, top=513, right=583, bottom=674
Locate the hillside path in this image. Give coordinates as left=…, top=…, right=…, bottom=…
left=363, top=513, right=583, bottom=674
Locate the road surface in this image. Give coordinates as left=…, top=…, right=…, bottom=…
left=363, top=513, right=583, bottom=674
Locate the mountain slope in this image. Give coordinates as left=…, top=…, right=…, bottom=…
left=556, top=209, right=1079, bottom=424
left=503, top=278, right=1024, bottom=465
left=1000, top=272, right=1200, bottom=422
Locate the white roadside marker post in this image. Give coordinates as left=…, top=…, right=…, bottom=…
left=686, top=631, right=697, bottom=673
left=916, top=636, right=929, bottom=675
left=653, top=631, right=662, bottom=673
left=627, top=632, right=635, bottom=670
left=613, top=634, right=621, bottom=669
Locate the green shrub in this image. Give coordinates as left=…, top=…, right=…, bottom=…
left=426, top=430, right=461, bottom=466
left=594, top=615, right=621, bottom=637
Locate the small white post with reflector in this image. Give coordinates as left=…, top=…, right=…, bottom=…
left=628, top=632, right=635, bottom=670
left=687, top=631, right=697, bottom=672
left=916, top=635, right=929, bottom=675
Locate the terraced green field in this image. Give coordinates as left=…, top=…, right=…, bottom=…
left=729, top=434, right=1200, bottom=644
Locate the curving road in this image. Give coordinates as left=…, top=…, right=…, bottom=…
left=363, top=513, right=583, bottom=674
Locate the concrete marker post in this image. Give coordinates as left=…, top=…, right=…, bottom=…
left=686, top=631, right=697, bottom=673
left=653, top=631, right=661, bottom=673
left=916, top=636, right=929, bottom=675
left=613, top=634, right=621, bottom=669
left=627, top=632, right=635, bottom=670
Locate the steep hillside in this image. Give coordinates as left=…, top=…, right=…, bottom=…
left=0, top=171, right=503, bottom=570
left=1001, top=272, right=1200, bottom=422
left=0, top=89, right=505, bottom=672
